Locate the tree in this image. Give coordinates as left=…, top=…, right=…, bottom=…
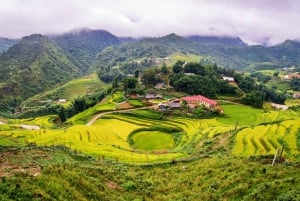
left=273, top=72, right=279, bottom=77
left=58, top=106, right=66, bottom=122
left=134, top=70, right=139, bottom=78
left=161, top=63, right=168, bottom=74
left=112, top=77, right=119, bottom=89
left=184, top=63, right=206, bottom=75
left=72, top=97, right=87, bottom=113
left=122, top=77, right=138, bottom=91
left=289, top=78, right=300, bottom=91
left=241, top=91, right=265, bottom=108
left=141, top=68, right=160, bottom=87
left=172, top=61, right=184, bottom=73
left=173, top=76, right=194, bottom=93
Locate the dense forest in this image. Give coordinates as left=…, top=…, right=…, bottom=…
left=0, top=34, right=81, bottom=113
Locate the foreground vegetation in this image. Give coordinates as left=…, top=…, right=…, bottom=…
left=0, top=146, right=299, bottom=201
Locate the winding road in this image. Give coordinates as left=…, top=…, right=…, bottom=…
left=86, top=106, right=153, bottom=126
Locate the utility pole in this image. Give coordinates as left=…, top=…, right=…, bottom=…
left=272, top=148, right=279, bottom=166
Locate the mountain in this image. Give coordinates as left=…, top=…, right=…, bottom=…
left=187, top=35, right=246, bottom=47
left=92, top=33, right=300, bottom=70
left=91, top=33, right=197, bottom=69
left=0, top=34, right=81, bottom=112
left=119, top=37, right=137, bottom=43
left=0, top=37, right=16, bottom=53
left=51, top=28, right=121, bottom=71
left=270, top=40, right=300, bottom=66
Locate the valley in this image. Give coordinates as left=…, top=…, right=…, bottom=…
left=0, top=28, right=299, bottom=200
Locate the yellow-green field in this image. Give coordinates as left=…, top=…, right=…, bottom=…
left=0, top=104, right=299, bottom=163
left=21, top=73, right=109, bottom=107
left=232, top=119, right=300, bottom=158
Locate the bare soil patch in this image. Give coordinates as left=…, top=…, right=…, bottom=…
left=0, top=149, right=48, bottom=177
left=117, top=101, right=133, bottom=109
left=106, top=181, right=120, bottom=190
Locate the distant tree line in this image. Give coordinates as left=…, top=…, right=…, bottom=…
left=250, top=72, right=272, bottom=83
left=234, top=74, right=286, bottom=108
left=97, top=59, right=156, bottom=83
left=169, top=61, right=238, bottom=98
left=289, top=78, right=300, bottom=91
left=57, top=90, right=107, bottom=122
left=167, top=61, right=286, bottom=108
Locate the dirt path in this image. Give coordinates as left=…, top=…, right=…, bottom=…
left=86, top=106, right=153, bottom=126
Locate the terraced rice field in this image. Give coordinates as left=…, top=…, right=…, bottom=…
left=1, top=103, right=299, bottom=163
left=232, top=119, right=300, bottom=158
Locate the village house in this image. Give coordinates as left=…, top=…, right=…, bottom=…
left=284, top=73, right=300, bottom=80
left=271, top=103, right=289, bottom=110
left=222, top=76, right=235, bottom=82
left=145, top=93, right=163, bottom=99
left=184, top=73, right=196, bottom=76
left=136, top=94, right=145, bottom=99
left=168, top=99, right=181, bottom=109
left=58, top=99, right=67, bottom=103
left=154, top=82, right=165, bottom=89
left=157, top=103, right=168, bottom=110
left=145, top=93, right=156, bottom=99
left=155, top=94, right=163, bottom=99
left=181, top=95, right=223, bottom=112
left=293, top=93, right=300, bottom=99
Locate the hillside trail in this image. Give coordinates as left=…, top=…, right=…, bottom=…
left=86, top=106, right=153, bottom=126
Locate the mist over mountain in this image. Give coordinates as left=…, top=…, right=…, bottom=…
left=0, top=37, right=16, bottom=53
left=51, top=28, right=121, bottom=71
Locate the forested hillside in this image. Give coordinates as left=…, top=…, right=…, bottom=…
left=91, top=33, right=192, bottom=70
left=52, top=28, right=121, bottom=71
left=0, top=34, right=81, bottom=112
left=92, top=33, right=300, bottom=70
left=0, top=37, right=16, bottom=53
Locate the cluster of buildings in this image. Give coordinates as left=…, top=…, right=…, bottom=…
left=284, top=73, right=300, bottom=80
left=152, top=94, right=223, bottom=113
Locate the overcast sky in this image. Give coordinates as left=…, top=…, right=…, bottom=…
left=0, top=0, right=299, bottom=45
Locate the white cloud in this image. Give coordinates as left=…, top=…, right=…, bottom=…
left=0, top=0, right=299, bottom=45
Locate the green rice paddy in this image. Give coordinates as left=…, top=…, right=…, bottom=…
left=132, top=131, right=175, bottom=151
left=0, top=103, right=299, bottom=164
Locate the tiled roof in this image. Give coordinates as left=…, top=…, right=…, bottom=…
left=182, top=95, right=217, bottom=105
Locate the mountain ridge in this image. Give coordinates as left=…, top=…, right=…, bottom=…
left=0, top=34, right=81, bottom=112
left=51, top=28, right=121, bottom=71
left=0, top=37, right=17, bottom=53
left=92, top=32, right=300, bottom=69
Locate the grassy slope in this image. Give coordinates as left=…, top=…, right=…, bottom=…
left=21, top=73, right=109, bottom=108
left=66, top=90, right=125, bottom=125
left=0, top=147, right=299, bottom=201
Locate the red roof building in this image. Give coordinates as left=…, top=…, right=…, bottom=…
left=284, top=73, right=300, bottom=80
left=181, top=95, right=222, bottom=112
